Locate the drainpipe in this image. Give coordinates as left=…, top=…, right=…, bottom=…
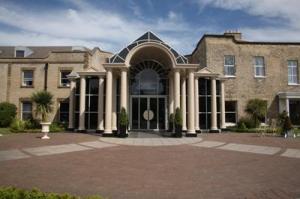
left=44, top=63, right=48, bottom=91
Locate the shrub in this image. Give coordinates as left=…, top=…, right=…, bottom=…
left=24, top=119, right=41, bottom=129
left=9, top=119, right=26, bottom=132
left=174, top=108, right=183, bottom=126
left=282, top=116, right=293, bottom=132
left=50, top=122, right=65, bottom=132
left=0, top=102, right=17, bottom=127
left=237, top=117, right=256, bottom=129
left=0, top=187, right=103, bottom=199
left=119, top=107, right=128, bottom=127
left=245, top=99, right=267, bottom=128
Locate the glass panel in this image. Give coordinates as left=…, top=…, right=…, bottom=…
left=22, top=102, right=32, bottom=112
left=89, top=78, right=99, bottom=94
left=225, top=55, right=235, bottom=65
left=225, top=101, right=236, bottom=112
left=226, top=113, right=236, bottom=123
left=89, top=113, right=98, bottom=129
left=90, top=96, right=98, bottom=112
left=289, top=100, right=300, bottom=125
left=159, top=98, right=165, bottom=129
left=139, top=98, right=147, bottom=129
left=23, top=71, right=33, bottom=79
left=16, top=50, right=25, bottom=57
left=149, top=98, right=157, bottom=129
left=60, top=101, right=69, bottom=112
left=132, top=98, right=139, bottom=129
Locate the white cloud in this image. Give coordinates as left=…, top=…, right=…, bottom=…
left=0, top=1, right=204, bottom=54
left=196, top=0, right=300, bottom=41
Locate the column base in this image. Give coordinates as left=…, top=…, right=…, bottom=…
left=77, top=129, right=86, bottom=133
left=210, top=129, right=221, bottom=133
left=103, top=129, right=114, bottom=137
left=186, top=130, right=197, bottom=137
left=96, top=129, right=104, bottom=134
left=186, top=133, right=197, bottom=137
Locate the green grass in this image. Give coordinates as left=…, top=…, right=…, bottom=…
left=0, top=128, right=12, bottom=135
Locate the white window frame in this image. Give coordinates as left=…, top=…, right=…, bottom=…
left=254, top=56, right=266, bottom=78
left=22, top=70, right=33, bottom=87
left=224, top=55, right=236, bottom=77
left=60, top=70, right=71, bottom=87
left=21, top=101, right=32, bottom=120
left=288, top=60, right=299, bottom=85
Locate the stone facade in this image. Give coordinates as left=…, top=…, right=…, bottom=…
left=191, top=33, right=300, bottom=121
left=0, top=31, right=299, bottom=132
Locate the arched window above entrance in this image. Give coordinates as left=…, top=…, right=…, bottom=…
left=130, top=60, right=168, bottom=95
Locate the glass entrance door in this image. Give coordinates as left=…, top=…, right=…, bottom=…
left=130, top=96, right=166, bottom=131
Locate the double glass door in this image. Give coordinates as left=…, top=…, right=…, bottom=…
left=131, top=96, right=166, bottom=130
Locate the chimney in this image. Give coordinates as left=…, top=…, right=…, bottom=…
left=224, top=30, right=242, bottom=40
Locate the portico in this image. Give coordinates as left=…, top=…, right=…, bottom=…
left=67, top=32, right=226, bottom=136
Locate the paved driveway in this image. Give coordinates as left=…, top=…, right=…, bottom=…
left=0, top=132, right=299, bottom=199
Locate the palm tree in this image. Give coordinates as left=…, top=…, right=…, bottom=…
left=31, top=91, right=53, bottom=122
left=31, top=91, right=53, bottom=139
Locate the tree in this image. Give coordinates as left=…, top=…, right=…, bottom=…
left=31, top=91, right=53, bottom=122
left=174, top=108, right=183, bottom=137
left=245, top=99, right=267, bottom=128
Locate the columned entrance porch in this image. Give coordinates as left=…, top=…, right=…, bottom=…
left=68, top=32, right=227, bottom=136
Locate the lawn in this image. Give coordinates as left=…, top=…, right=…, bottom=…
left=0, top=128, right=12, bottom=135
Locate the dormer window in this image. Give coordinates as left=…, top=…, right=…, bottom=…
left=16, top=50, right=25, bottom=57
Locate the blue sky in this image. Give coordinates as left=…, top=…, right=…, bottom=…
left=0, top=0, right=299, bottom=54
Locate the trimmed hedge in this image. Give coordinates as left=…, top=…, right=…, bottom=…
left=0, top=187, right=103, bottom=199
left=0, top=102, right=17, bottom=127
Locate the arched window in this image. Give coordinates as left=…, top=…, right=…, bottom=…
left=130, top=60, right=168, bottom=95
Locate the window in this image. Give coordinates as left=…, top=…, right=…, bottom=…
left=224, top=55, right=236, bottom=76
left=59, top=100, right=69, bottom=123
left=288, top=60, right=299, bottom=84
left=22, top=70, right=33, bottom=87
left=254, top=56, right=265, bottom=77
left=60, top=70, right=71, bottom=87
left=22, top=102, right=32, bottom=120
left=16, top=50, right=25, bottom=57
left=225, top=101, right=237, bottom=123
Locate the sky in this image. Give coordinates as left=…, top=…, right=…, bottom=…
left=0, top=0, right=299, bottom=55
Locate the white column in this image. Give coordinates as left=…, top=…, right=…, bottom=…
left=169, top=75, right=174, bottom=115
left=104, top=69, right=113, bottom=134
left=210, top=77, right=218, bottom=131
left=78, top=76, right=86, bottom=131
left=220, top=80, right=226, bottom=129
left=97, top=76, right=104, bottom=131
left=68, top=79, right=76, bottom=130
left=181, top=76, right=187, bottom=131
left=120, top=69, right=128, bottom=111
left=194, top=77, right=200, bottom=131
left=112, top=75, right=117, bottom=131
left=286, top=98, right=290, bottom=116
left=174, top=70, right=180, bottom=110
left=187, top=70, right=196, bottom=135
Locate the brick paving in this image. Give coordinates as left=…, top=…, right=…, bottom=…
left=0, top=132, right=299, bottom=199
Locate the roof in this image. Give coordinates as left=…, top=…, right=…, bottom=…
left=189, top=34, right=300, bottom=56
left=0, top=46, right=89, bottom=58
left=109, top=31, right=188, bottom=64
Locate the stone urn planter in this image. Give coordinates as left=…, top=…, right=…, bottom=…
left=31, top=90, right=54, bottom=140
left=41, top=122, right=51, bottom=139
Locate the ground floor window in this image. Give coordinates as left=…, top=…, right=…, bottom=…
left=21, top=101, right=32, bottom=120
left=289, top=100, right=300, bottom=125
left=198, top=78, right=220, bottom=129
left=59, top=99, right=69, bottom=123
left=225, top=101, right=237, bottom=124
